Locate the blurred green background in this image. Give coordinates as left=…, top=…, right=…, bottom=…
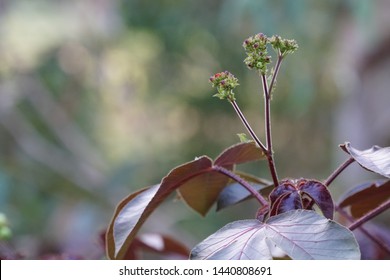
left=1, top=0, right=389, bottom=259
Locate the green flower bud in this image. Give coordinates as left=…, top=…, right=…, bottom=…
left=242, top=33, right=271, bottom=74
left=209, top=71, right=239, bottom=101
left=269, top=35, right=298, bottom=57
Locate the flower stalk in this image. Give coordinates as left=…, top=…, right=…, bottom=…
left=209, top=34, right=298, bottom=190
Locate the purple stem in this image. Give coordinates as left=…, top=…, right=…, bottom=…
left=261, top=74, right=279, bottom=188
left=268, top=54, right=283, bottom=96
left=230, top=100, right=267, bottom=153
left=348, top=199, right=390, bottom=231
left=324, top=157, right=355, bottom=186
left=336, top=206, right=390, bottom=255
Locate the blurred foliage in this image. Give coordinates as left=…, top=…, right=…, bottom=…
left=0, top=0, right=388, bottom=258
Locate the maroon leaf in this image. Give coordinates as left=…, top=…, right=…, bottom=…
left=269, top=179, right=334, bottom=219
left=340, top=142, right=390, bottom=178
left=256, top=205, right=269, bottom=222
left=216, top=172, right=272, bottom=211
left=300, top=180, right=334, bottom=219
left=177, top=172, right=230, bottom=216
left=107, top=156, right=213, bottom=259
left=179, top=143, right=266, bottom=215
left=106, top=187, right=151, bottom=259
left=214, top=141, right=265, bottom=167
left=338, top=180, right=390, bottom=218
left=269, top=182, right=295, bottom=205
left=190, top=210, right=360, bottom=260
left=275, top=192, right=303, bottom=214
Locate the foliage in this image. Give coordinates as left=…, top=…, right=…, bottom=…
left=106, top=33, right=390, bottom=260
left=0, top=1, right=388, bottom=260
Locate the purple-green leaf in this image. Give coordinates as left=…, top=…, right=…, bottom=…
left=107, top=156, right=213, bottom=259
left=190, top=210, right=360, bottom=260
left=340, top=142, right=390, bottom=178
left=338, top=180, right=390, bottom=218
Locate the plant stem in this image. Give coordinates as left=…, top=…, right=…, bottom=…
left=268, top=54, right=283, bottom=96
left=348, top=199, right=390, bottom=231
left=212, top=165, right=269, bottom=207
left=230, top=100, right=267, bottom=152
left=324, top=157, right=355, bottom=186
left=336, top=206, right=390, bottom=255
left=261, top=74, right=279, bottom=188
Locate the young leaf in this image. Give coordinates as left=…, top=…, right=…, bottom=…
left=338, top=180, right=390, bottom=218
left=107, top=156, right=213, bottom=259
left=300, top=180, right=334, bottom=219
left=340, top=142, right=390, bottom=178
left=214, top=141, right=265, bottom=167
left=190, top=210, right=360, bottom=260
left=237, top=133, right=249, bottom=143
left=216, top=172, right=273, bottom=211
left=269, top=179, right=334, bottom=219
left=270, top=192, right=303, bottom=216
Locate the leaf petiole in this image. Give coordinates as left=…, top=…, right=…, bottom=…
left=212, top=165, right=269, bottom=207
left=324, top=157, right=355, bottom=186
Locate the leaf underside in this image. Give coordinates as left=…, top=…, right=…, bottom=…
left=107, top=141, right=268, bottom=259
left=108, top=156, right=213, bottom=259
left=341, top=142, right=390, bottom=178
left=190, top=210, right=360, bottom=260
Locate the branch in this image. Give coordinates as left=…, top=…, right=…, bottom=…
left=336, top=206, right=390, bottom=255
left=261, top=74, right=279, bottom=188
left=230, top=100, right=267, bottom=152
left=349, top=199, right=390, bottom=231
left=268, top=54, right=283, bottom=96
left=324, top=157, right=355, bottom=186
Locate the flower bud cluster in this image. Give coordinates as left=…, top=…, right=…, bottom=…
left=209, top=71, right=239, bottom=101
left=242, top=33, right=271, bottom=74
left=269, top=35, right=298, bottom=57
left=209, top=33, right=298, bottom=99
